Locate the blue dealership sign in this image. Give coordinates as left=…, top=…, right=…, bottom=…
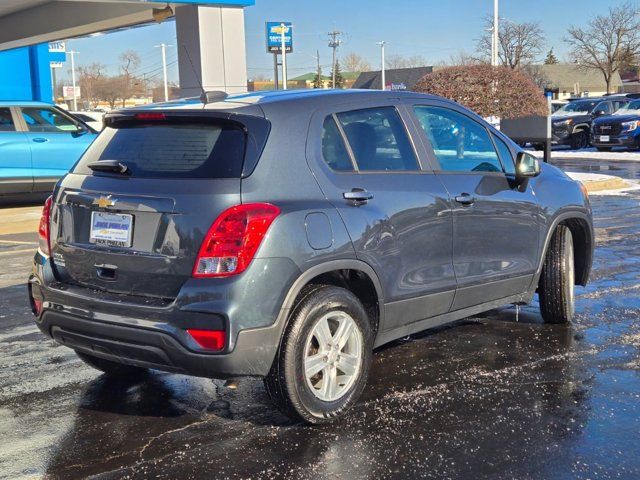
left=266, top=22, right=293, bottom=54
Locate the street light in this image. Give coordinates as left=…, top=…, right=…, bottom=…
left=66, top=50, right=79, bottom=111
left=377, top=41, right=386, bottom=90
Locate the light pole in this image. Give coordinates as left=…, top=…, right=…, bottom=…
left=155, top=43, right=171, bottom=101
left=280, top=23, right=288, bottom=90
left=492, top=0, right=499, bottom=67
left=378, top=41, right=386, bottom=90
left=67, top=50, right=78, bottom=110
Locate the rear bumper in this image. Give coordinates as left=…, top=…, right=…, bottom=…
left=36, top=309, right=282, bottom=378
left=30, top=251, right=302, bottom=378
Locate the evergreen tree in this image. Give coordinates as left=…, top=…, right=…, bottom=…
left=313, top=67, right=323, bottom=88
left=331, top=60, right=345, bottom=89
left=544, top=48, right=559, bottom=65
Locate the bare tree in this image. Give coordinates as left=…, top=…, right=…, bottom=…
left=449, top=50, right=482, bottom=66
left=343, top=52, right=371, bottom=73
left=385, top=53, right=429, bottom=69
left=77, top=62, right=105, bottom=108
left=477, top=17, right=545, bottom=69
left=118, top=50, right=142, bottom=107
left=565, top=2, right=640, bottom=93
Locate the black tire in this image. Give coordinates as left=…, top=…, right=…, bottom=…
left=76, top=351, right=148, bottom=378
left=596, top=147, right=612, bottom=152
left=264, top=284, right=373, bottom=424
left=538, top=225, right=575, bottom=324
left=570, top=130, right=588, bottom=150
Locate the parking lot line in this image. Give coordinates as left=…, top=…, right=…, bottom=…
left=0, top=240, right=38, bottom=245
left=0, top=248, right=35, bottom=257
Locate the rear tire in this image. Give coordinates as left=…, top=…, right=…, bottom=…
left=76, top=351, right=148, bottom=378
left=570, top=130, right=588, bottom=150
left=264, top=285, right=373, bottom=424
left=538, top=225, right=575, bottom=324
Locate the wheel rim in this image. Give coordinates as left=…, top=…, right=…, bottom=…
left=566, top=237, right=575, bottom=314
left=303, top=311, right=363, bottom=402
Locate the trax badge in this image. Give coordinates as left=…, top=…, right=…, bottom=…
left=93, top=196, right=115, bottom=208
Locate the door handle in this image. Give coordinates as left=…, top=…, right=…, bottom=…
left=32, top=138, right=49, bottom=143
left=454, top=193, right=475, bottom=206
left=343, top=188, right=373, bottom=204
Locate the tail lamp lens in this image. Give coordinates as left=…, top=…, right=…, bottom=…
left=187, top=329, right=225, bottom=351
left=193, top=203, right=280, bottom=277
left=38, top=196, right=53, bottom=256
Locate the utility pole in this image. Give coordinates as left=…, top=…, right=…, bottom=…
left=377, top=41, right=386, bottom=90
left=492, top=0, right=499, bottom=67
left=328, top=30, right=342, bottom=88
left=67, top=50, right=78, bottom=110
left=155, top=43, right=171, bottom=101
left=280, top=23, right=288, bottom=90
left=316, top=49, right=322, bottom=88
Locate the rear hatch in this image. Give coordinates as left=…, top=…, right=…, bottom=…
left=50, top=109, right=269, bottom=300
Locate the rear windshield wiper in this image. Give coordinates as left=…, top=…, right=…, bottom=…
left=87, top=160, right=130, bottom=175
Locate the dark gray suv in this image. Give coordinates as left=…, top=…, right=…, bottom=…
left=29, top=90, right=594, bottom=423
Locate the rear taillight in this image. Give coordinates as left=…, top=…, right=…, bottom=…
left=187, top=329, right=225, bottom=351
left=38, top=196, right=52, bottom=256
left=193, top=203, right=280, bottom=277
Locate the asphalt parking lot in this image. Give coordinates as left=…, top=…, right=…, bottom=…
left=1, top=158, right=640, bottom=479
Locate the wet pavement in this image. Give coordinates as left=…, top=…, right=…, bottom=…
left=1, top=159, right=640, bottom=479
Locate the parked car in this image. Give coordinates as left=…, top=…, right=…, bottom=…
left=548, top=96, right=630, bottom=150
left=591, top=98, right=640, bottom=151
left=70, top=111, right=105, bottom=131
left=29, top=90, right=594, bottom=424
left=0, top=101, right=97, bottom=201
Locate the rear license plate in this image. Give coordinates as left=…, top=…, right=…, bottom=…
left=599, top=135, right=610, bottom=142
left=90, top=212, right=133, bottom=247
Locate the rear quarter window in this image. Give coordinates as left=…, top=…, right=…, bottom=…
left=73, top=120, right=246, bottom=179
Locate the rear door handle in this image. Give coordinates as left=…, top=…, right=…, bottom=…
left=32, top=138, right=49, bottom=143
left=454, top=193, right=475, bottom=206
left=343, top=188, right=374, bottom=204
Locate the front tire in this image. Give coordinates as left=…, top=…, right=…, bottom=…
left=264, top=285, right=373, bottom=424
left=538, top=225, right=575, bottom=324
left=570, top=130, right=589, bottom=150
left=76, top=351, right=148, bottom=378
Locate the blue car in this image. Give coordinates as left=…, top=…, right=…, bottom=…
left=591, top=98, right=640, bottom=151
left=0, top=101, right=97, bottom=201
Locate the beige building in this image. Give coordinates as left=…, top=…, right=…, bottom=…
left=539, top=64, right=623, bottom=100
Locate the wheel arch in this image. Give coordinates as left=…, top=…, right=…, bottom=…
left=275, top=260, right=385, bottom=342
left=537, top=211, right=594, bottom=287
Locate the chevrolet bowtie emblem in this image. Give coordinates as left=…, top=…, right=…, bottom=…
left=93, top=196, right=115, bottom=208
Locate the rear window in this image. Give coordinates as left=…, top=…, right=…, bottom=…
left=74, top=120, right=246, bottom=178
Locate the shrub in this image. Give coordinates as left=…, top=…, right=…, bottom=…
left=413, top=65, right=548, bottom=119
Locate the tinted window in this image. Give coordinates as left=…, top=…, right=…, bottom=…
left=595, top=101, right=612, bottom=114
left=336, top=107, right=419, bottom=172
left=74, top=121, right=246, bottom=179
left=492, top=134, right=515, bottom=175
left=414, top=106, right=502, bottom=173
left=0, top=108, right=14, bottom=132
left=322, top=116, right=354, bottom=171
left=21, top=107, right=78, bottom=133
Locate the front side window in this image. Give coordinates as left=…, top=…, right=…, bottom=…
left=336, top=107, right=419, bottom=172
left=0, top=108, right=15, bottom=132
left=492, top=134, right=516, bottom=175
left=414, top=106, right=502, bottom=173
left=321, top=116, right=354, bottom=171
left=21, top=107, right=78, bottom=133
left=594, top=101, right=612, bottom=115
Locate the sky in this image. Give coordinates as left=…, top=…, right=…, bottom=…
left=61, top=0, right=628, bottom=84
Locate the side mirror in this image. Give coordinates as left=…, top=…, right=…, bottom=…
left=515, top=152, right=541, bottom=179
left=593, top=110, right=607, bottom=117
